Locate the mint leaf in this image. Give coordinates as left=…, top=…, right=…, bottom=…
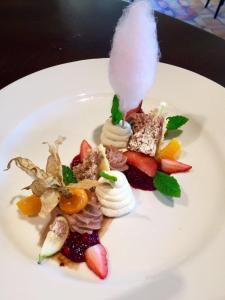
left=99, top=171, right=117, bottom=183
left=166, top=115, right=189, bottom=130
left=62, top=165, right=77, bottom=185
left=111, top=95, right=123, bottom=125
left=153, top=171, right=181, bottom=197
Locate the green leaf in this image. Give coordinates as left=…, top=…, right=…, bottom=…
left=153, top=171, right=181, bottom=198
left=37, top=254, right=46, bottom=264
left=166, top=115, right=189, bottom=130
left=62, top=165, right=77, bottom=185
left=99, top=171, right=117, bottom=183
left=111, top=95, right=123, bottom=125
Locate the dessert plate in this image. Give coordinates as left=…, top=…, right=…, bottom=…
left=0, top=59, right=224, bottom=300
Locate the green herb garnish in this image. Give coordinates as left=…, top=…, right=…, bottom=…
left=62, top=165, right=77, bottom=185
left=111, top=95, right=123, bottom=125
left=153, top=171, right=181, bottom=198
left=37, top=254, right=47, bottom=264
left=166, top=115, right=189, bottom=130
left=99, top=171, right=117, bottom=183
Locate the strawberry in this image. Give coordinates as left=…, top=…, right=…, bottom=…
left=161, top=159, right=192, bottom=174
left=80, top=139, right=92, bottom=161
left=124, top=151, right=158, bottom=177
left=125, top=100, right=143, bottom=120
left=85, top=244, right=108, bottom=279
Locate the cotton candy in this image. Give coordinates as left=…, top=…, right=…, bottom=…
left=109, top=0, right=159, bottom=113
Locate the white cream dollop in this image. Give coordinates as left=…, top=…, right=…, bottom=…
left=100, top=118, right=132, bottom=149
left=96, top=170, right=135, bottom=217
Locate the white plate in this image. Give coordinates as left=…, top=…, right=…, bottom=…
left=0, top=59, right=224, bottom=300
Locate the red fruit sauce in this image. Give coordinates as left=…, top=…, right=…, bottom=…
left=70, top=154, right=81, bottom=168
left=61, top=231, right=100, bottom=263
left=124, top=164, right=156, bottom=191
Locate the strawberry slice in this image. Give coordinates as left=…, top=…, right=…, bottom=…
left=85, top=244, right=108, bottom=279
left=80, top=139, right=92, bottom=161
left=161, top=159, right=192, bottom=174
left=125, top=100, right=143, bottom=120
left=124, top=151, right=158, bottom=177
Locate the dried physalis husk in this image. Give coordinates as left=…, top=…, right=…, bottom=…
left=44, top=136, right=66, bottom=184
left=6, top=157, right=48, bottom=181
left=68, top=179, right=99, bottom=190
left=39, top=188, right=61, bottom=218
left=46, top=155, right=61, bottom=180
left=30, top=179, right=48, bottom=197
left=22, top=179, right=47, bottom=197
left=5, top=137, right=69, bottom=218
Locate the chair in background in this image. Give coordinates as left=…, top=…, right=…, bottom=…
left=205, top=0, right=225, bottom=18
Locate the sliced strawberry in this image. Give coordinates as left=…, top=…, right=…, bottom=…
left=80, top=139, right=92, bottom=161
left=125, top=100, right=143, bottom=121
left=124, top=151, right=158, bottom=177
left=85, top=244, right=108, bottom=279
left=161, top=159, right=192, bottom=174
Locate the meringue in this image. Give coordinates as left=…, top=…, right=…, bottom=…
left=96, top=170, right=135, bottom=217
left=100, top=118, right=132, bottom=149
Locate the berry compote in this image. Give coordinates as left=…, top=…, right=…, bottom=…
left=61, top=231, right=100, bottom=263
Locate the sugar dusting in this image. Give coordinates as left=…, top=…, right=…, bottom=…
left=109, top=0, right=159, bottom=113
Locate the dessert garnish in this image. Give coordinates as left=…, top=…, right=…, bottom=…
left=5, top=0, right=192, bottom=280
left=85, top=244, right=108, bottom=280
left=99, top=171, right=117, bottom=183
left=96, top=170, right=135, bottom=218
left=62, top=165, right=77, bottom=185
left=166, top=115, right=189, bottom=131
left=109, top=0, right=159, bottom=113
left=111, top=95, right=123, bottom=125
left=38, top=216, right=69, bottom=263
left=62, top=231, right=100, bottom=263
left=100, top=118, right=132, bottom=149
left=153, top=171, right=181, bottom=198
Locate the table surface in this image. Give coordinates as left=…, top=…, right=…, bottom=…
left=0, top=0, right=225, bottom=90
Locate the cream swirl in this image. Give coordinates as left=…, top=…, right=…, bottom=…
left=100, top=118, right=132, bottom=149
left=96, top=170, right=135, bottom=217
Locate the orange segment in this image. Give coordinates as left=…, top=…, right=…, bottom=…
left=59, top=187, right=88, bottom=214
left=17, top=195, right=41, bottom=216
left=156, top=138, right=181, bottom=161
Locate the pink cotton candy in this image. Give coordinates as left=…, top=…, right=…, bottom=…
left=109, top=0, right=159, bottom=113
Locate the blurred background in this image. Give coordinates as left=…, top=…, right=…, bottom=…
left=1, top=0, right=224, bottom=89
left=124, top=0, right=225, bottom=39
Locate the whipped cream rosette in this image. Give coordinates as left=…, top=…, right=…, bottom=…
left=96, top=170, right=135, bottom=217
left=100, top=118, right=132, bottom=149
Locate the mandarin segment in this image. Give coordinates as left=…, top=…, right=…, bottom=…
left=17, top=195, right=42, bottom=216
left=156, top=138, right=181, bottom=161
left=59, top=187, right=88, bottom=214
